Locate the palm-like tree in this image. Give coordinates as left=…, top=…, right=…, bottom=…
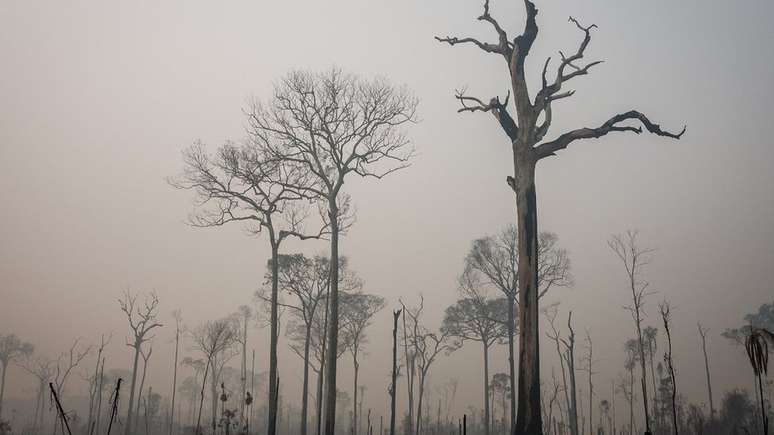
left=745, top=327, right=772, bottom=435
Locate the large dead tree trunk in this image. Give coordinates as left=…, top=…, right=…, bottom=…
left=268, top=239, right=280, bottom=435
left=323, top=208, right=340, bottom=435
left=436, top=3, right=684, bottom=432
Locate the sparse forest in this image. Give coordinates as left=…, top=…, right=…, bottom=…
left=2, top=1, right=773, bottom=435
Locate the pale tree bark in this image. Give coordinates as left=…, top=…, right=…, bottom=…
left=545, top=305, right=571, bottom=434
left=247, top=69, right=417, bottom=435
left=135, top=344, right=152, bottom=432
left=437, top=3, right=684, bottom=433
left=120, top=291, right=162, bottom=435
left=169, top=310, right=182, bottom=435
left=697, top=323, right=715, bottom=421
left=87, top=334, right=111, bottom=435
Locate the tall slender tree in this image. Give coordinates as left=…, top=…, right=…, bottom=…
left=696, top=323, right=715, bottom=421
left=389, top=309, right=402, bottom=435
left=341, top=293, right=386, bottom=435
left=441, top=269, right=509, bottom=435
left=437, top=2, right=684, bottom=432
left=248, top=68, right=418, bottom=435
left=609, top=231, right=655, bottom=434
left=171, top=136, right=327, bottom=435
left=119, top=291, right=161, bottom=435
left=169, top=310, right=182, bottom=435
left=659, top=302, right=678, bottom=435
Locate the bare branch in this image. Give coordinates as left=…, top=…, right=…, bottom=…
left=536, top=110, right=686, bottom=158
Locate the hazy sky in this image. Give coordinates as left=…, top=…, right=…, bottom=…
left=2, top=0, right=773, bottom=424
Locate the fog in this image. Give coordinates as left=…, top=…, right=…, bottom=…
left=1, top=0, right=773, bottom=434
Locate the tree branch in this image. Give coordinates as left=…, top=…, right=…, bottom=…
left=536, top=110, right=686, bottom=158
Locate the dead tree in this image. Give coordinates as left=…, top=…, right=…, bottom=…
left=248, top=68, right=418, bottom=435
left=119, top=290, right=161, bottom=435
left=442, top=269, right=509, bottom=435
left=0, top=333, right=34, bottom=420
left=402, top=297, right=460, bottom=435
left=19, top=356, right=55, bottom=431
left=609, top=231, right=655, bottom=434
left=559, top=312, right=578, bottom=435
left=659, top=301, right=678, bottom=435
left=581, top=332, right=595, bottom=435
left=390, top=309, right=402, bottom=435
left=87, top=334, right=111, bottom=435
left=169, top=310, right=182, bottom=435
left=642, top=326, right=658, bottom=424
left=436, top=2, right=684, bottom=431
left=464, top=228, right=572, bottom=432
left=697, top=323, right=715, bottom=421
left=341, top=293, right=386, bottom=435
left=171, top=139, right=327, bottom=435
left=544, top=305, right=571, bottom=434
left=191, top=319, right=238, bottom=435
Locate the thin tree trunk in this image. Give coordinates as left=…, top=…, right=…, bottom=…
left=0, top=362, right=6, bottom=421
left=698, top=325, right=714, bottom=420
left=402, top=305, right=415, bottom=435
left=317, top=291, right=331, bottom=435
left=353, top=355, right=359, bottom=435
left=390, top=310, right=400, bottom=435
left=483, top=344, right=490, bottom=435
left=95, top=358, right=106, bottom=435
left=323, top=210, right=340, bottom=435
left=125, top=343, right=141, bottom=435
left=416, top=372, right=426, bottom=435
left=301, top=324, right=312, bottom=435
left=136, top=351, right=150, bottom=432
left=170, top=324, right=180, bottom=435
left=268, top=239, right=280, bottom=435
left=195, top=359, right=211, bottom=435
left=507, top=294, right=517, bottom=434
left=514, top=160, right=542, bottom=435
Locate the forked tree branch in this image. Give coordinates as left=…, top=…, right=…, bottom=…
left=454, top=89, right=519, bottom=142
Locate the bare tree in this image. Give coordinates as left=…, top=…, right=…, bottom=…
left=441, top=269, right=509, bottom=435
left=436, top=0, right=684, bottom=430
left=87, top=334, right=111, bottom=435
left=401, top=297, right=460, bottom=435
left=119, top=290, right=162, bottom=435
left=169, top=310, right=183, bottom=435
left=0, top=333, right=34, bottom=420
left=659, top=301, right=678, bottom=435
left=580, top=332, right=595, bottom=435
left=544, top=305, right=571, bottom=435
left=609, top=230, right=655, bottom=434
left=19, top=355, right=55, bottom=430
left=191, top=319, right=238, bottom=435
left=248, top=68, right=418, bottom=435
left=341, top=292, right=386, bottom=435
left=560, top=312, right=578, bottom=435
left=695, top=323, right=715, bottom=425
left=464, top=227, right=572, bottom=432
left=171, top=135, right=327, bottom=435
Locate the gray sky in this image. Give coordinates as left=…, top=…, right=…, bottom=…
left=2, top=0, right=773, bottom=424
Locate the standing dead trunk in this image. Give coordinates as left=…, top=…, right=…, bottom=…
left=170, top=314, right=181, bottom=435
left=353, top=356, right=360, bottom=435
left=390, top=310, right=401, bottom=435
left=562, top=312, right=578, bottom=435
left=697, top=324, right=715, bottom=420
left=95, top=358, right=106, bottom=435
left=126, top=342, right=142, bottom=435
left=316, top=293, right=331, bottom=435
left=195, top=359, right=211, bottom=435
left=301, top=323, right=312, bottom=435
left=436, top=2, right=684, bottom=432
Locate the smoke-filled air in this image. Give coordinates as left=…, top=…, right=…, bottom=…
left=2, top=1, right=774, bottom=435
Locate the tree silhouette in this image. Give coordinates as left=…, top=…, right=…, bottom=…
left=437, top=2, right=684, bottom=431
